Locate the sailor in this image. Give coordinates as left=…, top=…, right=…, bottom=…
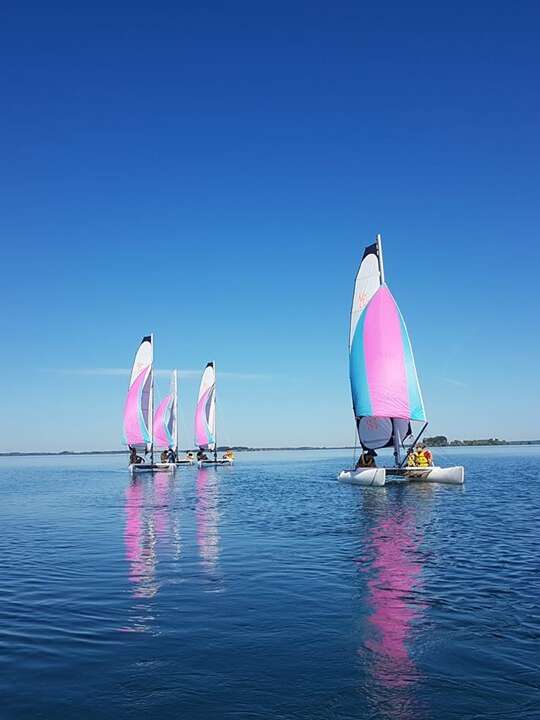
left=197, top=449, right=209, bottom=462
left=223, top=449, right=234, bottom=461
left=129, top=447, right=143, bottom=465
left=160, top=450, right=169, bottom=463
left=406, top=451, right=417, bottom=467
left=187, top=451, right=194, bottom=461
left=356, top=448, right=377, bottom=469
left=167, top=448, right=177, bottom=463
left=410, top=443, right=433, bottom=467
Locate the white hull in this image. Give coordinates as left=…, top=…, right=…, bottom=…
left=338, top=465, right=464, bottom=486
left=338, top=468, right=386, bottom=486
left=129, top=462, right=176, bottom=474
left=175, top=459, right=195, bottom=465
left=404, top=465, right=464, bottom=484
left=197, top=459, right=234, bottom=467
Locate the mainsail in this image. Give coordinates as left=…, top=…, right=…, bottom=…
left=194, top=362, right=216, bottom=450
left=349, top=236, right=426, bottom=455
left=153, top=370, right=178, bottom=451
left=123, top=335, right=154, bottom=450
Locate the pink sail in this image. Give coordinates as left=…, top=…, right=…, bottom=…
left=123, top=335, right=153, bottom=449
left=123, top=366, right=151, bottom=447
left=363, top=286, right=411, bottom=419
left=153, top=394, right=173, bottom=449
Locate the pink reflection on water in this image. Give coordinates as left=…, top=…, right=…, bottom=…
left=124, top=479, right=143, bottom=583
left=153, top=471, right=169, bottom=539
left=196, top=468, right=220, bottom=570
left=363, top=511, right=425, bottom=689
left=124, top=478, right=157, bottom=599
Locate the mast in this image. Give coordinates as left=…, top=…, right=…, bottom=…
left=392, top=419, right=401, bottom=467
left=213, top=361, right=217, bottom=462
left=376, top=233, right=385, bottom=284
left=174, top=369, right=178, bottom=455
left=150, top=332, right=154, bottom=464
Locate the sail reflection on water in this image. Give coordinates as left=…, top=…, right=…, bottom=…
left=124, top=477, right=157, bottom=600
left=124, top=472, right=180, bottom=602
left=359, top=489, right=429, bottom=718
left=195, top=468, right=220, bottom=572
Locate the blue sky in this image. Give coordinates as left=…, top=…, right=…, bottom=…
left=2, top=2, right=539, bottom=451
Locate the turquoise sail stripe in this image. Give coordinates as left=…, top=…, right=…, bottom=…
left=349, top=305, right=372, bottom=418
left=398, top=309, right=426, bottom=421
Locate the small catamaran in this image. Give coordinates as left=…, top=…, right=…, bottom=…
left=338, top=235, right=464, bottom=486
left=194, top=362, right=233, bottom=467
left=123, top=335, right=176, bottom=474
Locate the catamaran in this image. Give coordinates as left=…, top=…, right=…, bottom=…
left=194, top=362, right=233, bottom=467
left=153, top=368, right=195, bottom=465
left=123, top=335, right=175, bottom=474
left=338, top=235, right=464, bottom=486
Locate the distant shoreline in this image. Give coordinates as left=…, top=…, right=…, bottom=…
left=1, top=440, right=539, bottom=457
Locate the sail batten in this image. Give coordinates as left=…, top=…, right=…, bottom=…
left=349, top=237, right=426, bottom=450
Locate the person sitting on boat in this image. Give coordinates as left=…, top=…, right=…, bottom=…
left=167, top=448, right=177, bottom=463
left=197, top=449, right=209, bottom=462
left=187, top=451, right=194, bottom=461
left=409, top=443, right=433, bottom=467
left=129, top=447, right=143, bottom=465
left=356, top=449, right=377, bottom=469
left=160, top=450, right=169, bottom=463
left=223, top=449, right=234, bottom=461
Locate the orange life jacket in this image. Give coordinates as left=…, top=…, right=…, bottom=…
left=415, top=449, right=431, bottom=467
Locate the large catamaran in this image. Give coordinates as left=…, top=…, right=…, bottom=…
left=123, top=335, right=176, bottom=474
left=338, top=235, right=464, bottom=486
left=194, top=362, right=233, bottom=466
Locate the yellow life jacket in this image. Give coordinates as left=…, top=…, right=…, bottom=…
left=416, top=450, right=429, bottom=467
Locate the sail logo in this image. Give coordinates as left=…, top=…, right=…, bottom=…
left=357, top=289, right=369, bottom=313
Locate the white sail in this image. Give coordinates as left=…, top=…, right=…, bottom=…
left=195, top=363, right=216, bottom=450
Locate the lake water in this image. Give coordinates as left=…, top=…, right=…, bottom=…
left=1, top=447, right=539, bottom=719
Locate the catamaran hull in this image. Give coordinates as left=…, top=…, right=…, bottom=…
left=338, top=466, right=464, bottom=486
left=403, top=465, right=464, bottom=484
left=129, top=463, right=176, bottom=474
left=338, top=468, right=386, bottom=486
left=197, top=460, right=234, bottom=467
left=175, top=459, right=195, bottom=465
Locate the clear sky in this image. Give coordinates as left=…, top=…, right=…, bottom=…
left=2, top=2, right=539, bottom=451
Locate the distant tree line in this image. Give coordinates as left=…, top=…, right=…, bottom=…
left=424, top=436, right=449, bottom=446
left=424, top=436, right=539, bottom=447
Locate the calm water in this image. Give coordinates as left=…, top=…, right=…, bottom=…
left=1, top=448, right=539, bottom=719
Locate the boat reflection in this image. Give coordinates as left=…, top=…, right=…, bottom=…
left=124, top=472, right=179, bottom=602
left=195, top=468, right=220, bottom=574
left=359, top=487, right=430, bottom=718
